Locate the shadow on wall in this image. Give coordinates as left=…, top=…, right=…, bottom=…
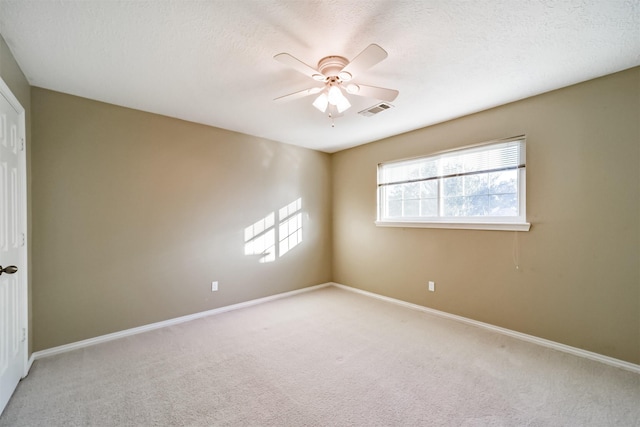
left=244, top=198, right=303, bottom=263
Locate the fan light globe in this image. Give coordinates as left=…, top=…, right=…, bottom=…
left=335, top=95, right=351, bottom=113
left=312, top=93, right=329, bottom=112
left=327, top=86, right=343, bottom=104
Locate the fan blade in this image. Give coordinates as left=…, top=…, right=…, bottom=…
left=351, top=84, right=398, bottom=102
left=274, top=53, right=325, bottom=80
left=274, top=87, right=323, bottom=103
left=340, top=44, right=388, bottom=80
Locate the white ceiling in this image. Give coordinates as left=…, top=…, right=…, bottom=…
left=0, top=1, right=638, bottom=153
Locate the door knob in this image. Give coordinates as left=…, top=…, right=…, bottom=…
left=0, top=265, right=18, bottom=275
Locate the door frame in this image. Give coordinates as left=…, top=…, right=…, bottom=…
left=0, top=76, right=29, bottom=379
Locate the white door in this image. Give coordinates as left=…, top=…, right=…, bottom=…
left=0, top=78, right=27, bottom=416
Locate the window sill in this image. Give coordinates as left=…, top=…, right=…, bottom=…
left=375, top=221, right=531, bottom=232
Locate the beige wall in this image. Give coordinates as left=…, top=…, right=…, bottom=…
left=31, top=88, right=332, bottom=351
left=332, top=67, right=640, bottom=364
left=0, top=34, right=32, bottom=354
left=0, top=36, right=29, bottom=109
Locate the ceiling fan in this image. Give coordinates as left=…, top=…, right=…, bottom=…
left=273, top=44, right=399, bottom=119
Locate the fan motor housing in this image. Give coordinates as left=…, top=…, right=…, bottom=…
left=317, top=56, right=349, bottom=78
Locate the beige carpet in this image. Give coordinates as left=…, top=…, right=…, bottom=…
left=1, top=286, right=638, bottom=426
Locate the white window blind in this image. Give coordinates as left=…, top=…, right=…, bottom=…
left=377, top=136, right=529, bottom=231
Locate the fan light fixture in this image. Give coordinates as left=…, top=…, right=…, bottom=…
left=313, top=85, right=351, bottom=113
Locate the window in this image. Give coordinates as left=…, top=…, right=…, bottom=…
left=376, top=136, right=530, bottom=231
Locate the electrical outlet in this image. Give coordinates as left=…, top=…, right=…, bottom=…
left=428, top=281, right=435, bottom=292
left=211, top=281, right=218, bottom=292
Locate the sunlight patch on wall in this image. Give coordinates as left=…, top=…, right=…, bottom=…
left=278, top=198, right=302, bottom=257
left=244, top=212, right=276, bottom=263
left=244, top=198, right=302, bottom=263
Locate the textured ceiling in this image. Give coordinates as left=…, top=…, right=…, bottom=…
left=0, top=0, right=638, bottom=153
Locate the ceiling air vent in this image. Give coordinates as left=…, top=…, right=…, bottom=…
left=358, top=102, right=394, bottom=117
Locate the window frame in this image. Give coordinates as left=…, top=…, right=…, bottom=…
left=375, top=136, right=531, bottom=232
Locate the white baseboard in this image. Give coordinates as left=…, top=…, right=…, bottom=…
left=28, top=281, right=639, bottom=375
left=31, top=283, right=332, bottom=362
left=331, top=282, right=640, bottom=374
